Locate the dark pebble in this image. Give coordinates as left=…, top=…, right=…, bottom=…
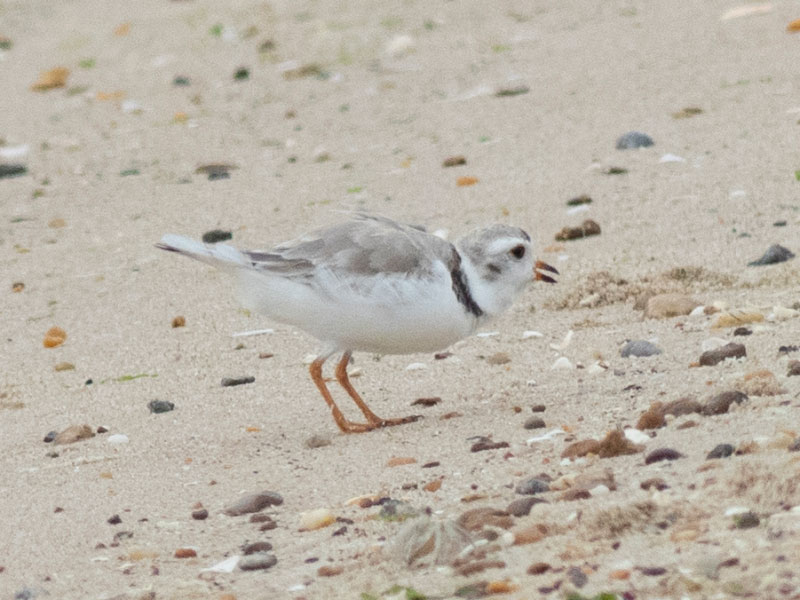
left=422, top=461, right=440, bottom=468
left=411, top=397, right=441, bottom=407
left=699, top=342, right=746, bottom=366
left=469, top=437, right=509, bottom=453
left=202, top=229, right=233, bottom=244
left=495, top=85, right=529, bottom=97
left=173, top=75, right=191, bottom=86
left=566, top=194, right=592, bottom=206
left=554, top=219, right=601, bottom=242
left=787, top=360, right=800, bottom=377
left=707, top=443, right=735, bottom=459
left=773, top=220, right=787, bottom=227
left=43, top=431, right=57, bottom=443
left=506, top=496, right=546, bottom=517
left=195, top=163, right=236, bottom=180
left=515, top=477, right=550, bottom=495
left=221, top=376, right=255, bottom=387
left=223, top=490, right=283, bottom=516
left=234, top=67, right=250, bottom=81
left=780, top=345, right=800, bottom=354
left=147, top=399, right=174, bottom=414
left=621, top=340, right=662, bottom=358
left=560, top=488, right=591, bottom=501
left=788, top=438, right=800, bottom=452
left=191, top=508, right=209, bottom=520
left=97, top=425, right=109, bottom=433
left=442, top=155, right=466, bottom=167
left=0, top=163, right=27, bottom=179
left=107, top=514, right=122, bottom=525
left=639, top=566, right=667, bottom=576
left=239, top=552, right=277, bottom=571
left=434, top=352, right=452, bottom=360
left=567, top=565, right=588, bottom=588
left=734, top=511, right=760, bottom=529
left=249, top=513, right=275, bottom=524
left=616, top=131, right=654, bottom=149
left=733, top=327, right=752, bottom=336
left=644, top=448, right=684, bottom=464
left=531, top=404, right=546, bottom=413
left=524, top=417, right=546, bottom=430
left=242, top=541, right=273, bottom=555
left=747, top=244, right=795, bottom=266
left=527, top=562, right=551, bottom=575
left=702, top=391, right=748, bottom=416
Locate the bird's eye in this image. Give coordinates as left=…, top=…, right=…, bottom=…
left=510, top=244, right=526, bottom=259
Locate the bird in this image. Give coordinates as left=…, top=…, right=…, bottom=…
left=156, top=213, right=557, bottom=433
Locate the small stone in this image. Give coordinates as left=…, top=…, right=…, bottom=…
left=54, top=424, right=94, bottom=445
left=196, top=164, right=237, bottom=181
left=192, top=508, right=209, bottom=520
left=506, top=497, right=546, bottom=517
left=486, top=352, right=511, bottom=365
left=734, top=512, right=760, bottom=529
left=201, top=229, right=232, bottom=243
left=567, top=565, right=589, bottom=588
left=470, top=437, right=509, bottom=452
left=223, top=491, right=283, bottom=516
left=299, top=508, right=335, bottom=530
left=411, top=397, right=441, bottom=407
left=171, top=315, right=186, bottom=328
left=147, top=399, right=174, bottom=414
left=640, top=477, right=669, bottom=491
left=621, top=340, right=662, bottom=358
left=43, top=326, right=67, bottom=348
left=0, top=164, right=27, bottom=179
left=54, top=362, right=75, bottom=372
left=645, top=447, right=684, bottom=464
left=515, top=477, right=550, bottom=495
left=43, top=431, right=57, bottom=443
left=423, top=479, right=443, bottom=492
left=242, top=541, right=273, bottom=555
left=442, top=155, right=466, bottom=167
left=703, top=391, right=748, bottom=415
left=457, top=507, right=513, bottom=531
left=31, top=67, right=70, bottom=91
left=317, top=565, right=344, bottom=577
left=12, top=281, right=25, bottom=292
left=524, top=417, right=546, bottom=430
left=512, top=523, right=548, bottom=545
left=221, top=376, right=255, bottom=387
left=531, top=404, right=546, bottom=413
left=566, top=195, right=592, bottom=206
left=560, top=488, right=591, bottom=501
left=174, top=548, right=197, bottom=558
left=527, top=562, right=551, bottom=575
left=788, top=360, right=800, bottom=377
left=239, top=552, right=277, bottom=571
left=554, top=219, right=601, bottom=241
left=645, top=293, right=701, bottom=318
left=788, top=438, right=800, bottom=452
left=387, top=457, right=417, bottom=467
left=699, top=342, right=746, bottom=366
left=707, top=443, right=735, bottom=459
left=616, top=131, right=654, bottom=149
left=173, top=75, right=190, bottom=86
left=107, top=514, right=122, bottom=525
left=733, top=327, right=752, bottom=336
left=747, top=244, right=795, bottom=266
left=233, top=67, right=249, bottom=80
left=639, top=566, right=668, bottom=576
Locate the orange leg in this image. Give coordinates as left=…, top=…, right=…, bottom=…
left=309, top=355, right=372, bottom=433
left=334, top=351, right=421, bottom=429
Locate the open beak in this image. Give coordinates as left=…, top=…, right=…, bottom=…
left=534, top=260, right=558, bottom=284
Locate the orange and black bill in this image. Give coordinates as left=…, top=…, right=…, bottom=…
left=534, top=260, right=558, bottom=284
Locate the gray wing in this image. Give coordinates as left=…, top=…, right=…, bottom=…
left=242, top=214, right=457, bottom=280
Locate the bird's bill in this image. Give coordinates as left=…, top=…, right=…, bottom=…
left=534, top=260, right=558, bottom=284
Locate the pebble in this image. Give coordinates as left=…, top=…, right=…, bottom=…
left=788, top=360, right=800, bottom=377
left=54, top=424, right=94, bottom=445
left=747, top=244, right=795, bottom=266
left=621, top=340, right=662, bottom=358
left=147, top=399, right=174, bottom=414
left=566, top=194, right=592, bottom=206
left=734, top=512, right=760, bottom=529
left=515, top=477, right=550, bottom=495
left=175, top=548, right=197, bottom=558
left=560, top=488, right=591, bottom=501
left=554, top=219, right=601, bottom=241
left=411, top=397, right=441, bottom=407
left=43, top=431, right=57, bottom=443
left=239, top=552, right=277, bottom=571
left=192, top=508, right=209, bottom=520
left=107, top=434, right=129, bottom=445
left=551, top=356, right=575, bottom=370
left=107, top=514, right=122, bottom=525
left=699, top=342, right=746, bottom=366
left=702, top=390, right=748, bottom=415
left=644, top=448, right=684, bottom=464
left=707, top=443, right=735, bottom=459
left=527, top=562, right=551, bottom=575
left=442, top=155, right=466, bottom=167
left=0, top=163, right=28, bottom=178
left=242, top=541, right=273, bottom=555
left=171, top=315, right=186, bottom=328
left=733, top=326, right=752, bottom=336
left=318, top=565, right=344, bottom=577
left=457, top=507, right=513, bottom=531
left=567, top=565, right=589, bottom=587
left=223, top=491, right=283, bottom=516
left=524, top=417, right=546, bottom=430
left=788, top=438, right=800, bottom=452
left=221, top=376, right=255, bottom=387
left=640, top=477, right=669, bottom=491
left=644, top=293, right=701, bottom=318
left=616, top=131, right=654, bottom=149
left=513, top=523, right=549, bottom=545
left=201, top=229, right=232, bottom=244
left=506, top=497, right=546, bottom=517
left=299, top=508, right=335, bottom=530
left=470, top=438, right=509, bottom=452
left=54, top=361, right=75, bottom=371
left=531, top=404, right=546, bottom=413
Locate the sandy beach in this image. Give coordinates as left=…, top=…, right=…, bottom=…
left=2, top=1, right=799, bottom=598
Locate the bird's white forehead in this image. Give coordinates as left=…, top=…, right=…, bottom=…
left=485, top=236, right=530, bottom=256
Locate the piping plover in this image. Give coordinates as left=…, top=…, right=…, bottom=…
left=157, top=213, right=556, bottom=433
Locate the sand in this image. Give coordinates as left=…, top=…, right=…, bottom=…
left=2, top=1, right=800, bottom=598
